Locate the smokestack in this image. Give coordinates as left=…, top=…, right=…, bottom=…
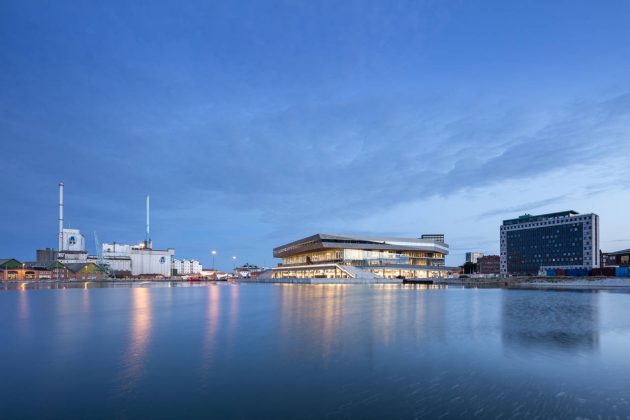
left=58, top=182, right=64, bottom=251
left=146, top=194, right=150, bottom=248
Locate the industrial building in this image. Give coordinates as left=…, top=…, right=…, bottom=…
left=272, top=233, right=450, bottom=281
left=46, top=182, right=177, bottom=278
left=99, top=196, right=174, bottom=277
left=500, top=211, right=600, bottom=276
left=56, top=183, right=90, bottom=264
left=101, top=244, right=174, bottom=278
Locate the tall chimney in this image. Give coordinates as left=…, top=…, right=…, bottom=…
left=146, top=194, right=150, bottom=248
left=58, top=182, right=64, bottom=251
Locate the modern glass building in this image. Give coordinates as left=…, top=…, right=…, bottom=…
left=272, top=233, right=450, bottom=280
left=500, top=211, right=599, bottom=276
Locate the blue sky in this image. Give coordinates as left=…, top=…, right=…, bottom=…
left=1, top=1, right=630, bottom=268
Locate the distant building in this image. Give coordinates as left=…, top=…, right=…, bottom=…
left=102, top=243, right=174, bottom=277
left=420, top=234, right=445, bottom=243
left=57, top=228, right=89, bottom=263
left=36, top=248, right=58, bottom=264
left=465, top=252, right=484, bottom=264
left=500, top=211, right=599, bottom=276
left=478, top=255, right=500, bottom=275
left=235, top=263, right=266, bottom=278
left=172, top=259, right=203, bottom=275
left=272, top=233, right=450, bottom=280
left=1, top=259, right=106, bottom=280
left=100, top=243, right=132, bottom=275
left=601, top=249, right=630, bottom=267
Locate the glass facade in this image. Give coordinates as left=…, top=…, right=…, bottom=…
left=506, top=223, right=584, bottom=275
left=273, top=233, right=450, bottom=279
left=280, top=249, right=445, bottom=268
left=273, top=265, right=351, bottom=279
left=271, top=264, right=447, bottom=279
left=500, top=211, right=599, bottom=276
left=365, top=268, right=446, bottom=279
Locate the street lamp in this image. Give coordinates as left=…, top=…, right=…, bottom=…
left=232, top=256, right=237, bottom=270
left=211, top=250, right=217, bottom=270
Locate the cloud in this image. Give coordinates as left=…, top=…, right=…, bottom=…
left=476, top=196, right=568, bottom=220
left=125, top=90, right=630, bottom=227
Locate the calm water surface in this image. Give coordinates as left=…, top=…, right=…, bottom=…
left=1, top=283, right=630, bottom=419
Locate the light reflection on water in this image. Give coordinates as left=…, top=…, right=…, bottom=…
left=0, top=284, right=629, bottom=419
left=118, top=287, right=152, bottom=395
left=200, top=284, right=220, bottom=385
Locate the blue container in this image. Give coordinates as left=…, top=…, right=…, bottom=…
left=616, top=267, right=630, bottom=277
left=546, top=268, right=556, bottom=277
left=573, top=268, right=590, bottom=277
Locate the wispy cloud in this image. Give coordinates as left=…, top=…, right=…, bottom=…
left=132, top=90, right=630, bottom=225
left=477, top=196, right=568, bottom=220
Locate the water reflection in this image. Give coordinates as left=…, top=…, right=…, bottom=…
left=18, top=287, right=29, bottom=320
left=119, top=287, right=152, bottom=393
left=227, top=284, right=239, bottom=346
left=276, top=284, right=450, bottom=367
left=3, top=284, right=630, bottom=419
left=201, top=284, right=220, bottom=380
left=17, top=287, right=30, bottom=338
left=278, top=285, right=347, bottom=365
left=82, top=284, right=90, bottom=313
left=501, top=290, right=599, bottom=353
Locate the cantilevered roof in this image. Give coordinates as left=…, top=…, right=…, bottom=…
left=606, top=248, right=630, bottom=256
left=273, top=233, right=449, bottom=258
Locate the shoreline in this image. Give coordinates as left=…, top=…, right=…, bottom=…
left=435, top=276, right=630, bottom=291
left=1, top=276, right=629, bottom=291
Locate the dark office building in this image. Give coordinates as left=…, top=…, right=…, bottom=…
left=500, top=211, right=599, bottom=276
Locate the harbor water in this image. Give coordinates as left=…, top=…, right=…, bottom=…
left=1, top=283, right=629, bottom=418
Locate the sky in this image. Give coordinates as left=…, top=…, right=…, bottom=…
left=1, top=0, right=630, bottom=269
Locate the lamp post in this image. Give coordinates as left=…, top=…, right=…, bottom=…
left=211, top=250, right=217, bottom=270
left=232, top=256, right=237, bottom=271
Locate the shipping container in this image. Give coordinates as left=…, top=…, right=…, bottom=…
left=592, top=267, right=617, bottom=277
left=616, top=267, right=630, bottom=277
left=567, top=268, right=590, bottom=277
left=556, top=268, right=566, bottom=277
left=546, top=268, right=556, bottom=277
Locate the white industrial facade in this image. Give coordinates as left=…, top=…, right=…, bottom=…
left=173, top=259, right=203, bottom=275
left=103, top=243, right=174, bottom=276
left=58, top=228, right=89, bottom=263
left=101, top=243, right=132, bottom=273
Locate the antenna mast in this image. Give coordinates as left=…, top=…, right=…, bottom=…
left=146, top=194, right=151, bottom=248
left=58, top=182, right=64, bottom=251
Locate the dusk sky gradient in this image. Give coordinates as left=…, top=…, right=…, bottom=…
left=2, top=1, right=630, bottom=269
